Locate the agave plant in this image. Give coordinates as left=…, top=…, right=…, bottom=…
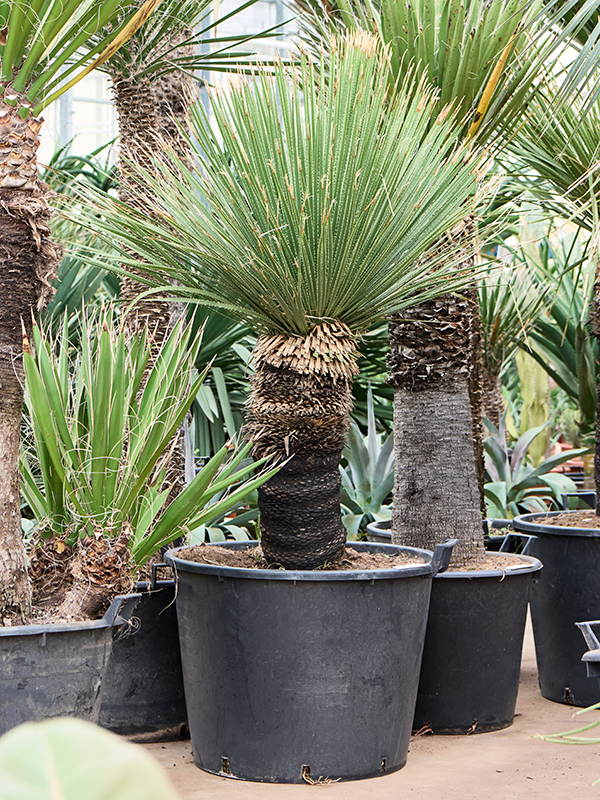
left=71, top=35, right=488, bottom=570
left=0, top=0, right=164, bottom=622
left=340, top=387, right=394, bottom=538
left=21, top=311, right=276, bottom=618
left=483, top=413, right=588, bottom=520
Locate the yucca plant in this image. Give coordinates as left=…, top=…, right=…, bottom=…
left=289, top=0, right=560, bottom=567
left=0, top=0, right=165, bottom=622
left=20, top=311, right=276, bottom=618
left=71, top=34, right=488, bottom=569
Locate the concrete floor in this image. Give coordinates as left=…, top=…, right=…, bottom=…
left=143, top=617, right=600, bottom=799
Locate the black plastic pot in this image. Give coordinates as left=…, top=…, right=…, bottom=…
left=0, top=594, right=139, bottom=737
left=98, top=566, right=187, bottom=737
left=561, top=491, right=597, bottom=511
left=577, top=620, right=600, bottom=685
left=513, top=510, right=600, bottom=707
left=365, top=518, right=392, bottom=543
left=367, top=519, right=510, bottom=550
left=166, top=540, right=453, bottom=783
left=413, top=535, right=542, bottom=733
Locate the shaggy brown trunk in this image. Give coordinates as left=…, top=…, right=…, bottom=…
left=466, top=288, right=487, bottom=516
left=482, top=366, right=504, bottom=427
left=388, top=293, right=486, bottom=569
left=57, top=533, right=133, bottom=620
left=0, top=103, right=60, bottom=623
left=151, top=30, right=195, bottom=162
left=244, top=322, right=358, bottom=570
left=591, top=271, right=600, bottom=516
left=112, top=74, right=186, bottom=503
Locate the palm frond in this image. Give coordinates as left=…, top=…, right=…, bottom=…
left=1, top=0, right=161, bottom=115
left=504, top=80, right=600, bottom=232
left=70, top=35, right=491, bottom=337
left=291, top=0, right=549, bottom=147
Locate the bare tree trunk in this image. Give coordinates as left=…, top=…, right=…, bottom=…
left=0, top=104, right=61, bottom=621
left=244, top=322, right=357, bottom=569
left=388, top=291, right=486, bottom=569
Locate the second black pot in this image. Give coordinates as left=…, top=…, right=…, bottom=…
left=98, top=568, right=187, bottom=737
left=412, top=548, right=542, bottom=733
left=514, top=510, right=600, bottom=707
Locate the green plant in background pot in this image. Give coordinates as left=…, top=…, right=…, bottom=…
left=340, top=387, right=393, bottom=539
left=483, top=414, right=588, bottom=520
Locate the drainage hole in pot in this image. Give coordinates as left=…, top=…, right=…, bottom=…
left=381, top=759, right=387, bottom=772
left=564, top=687, right=574, bottom=704
left=302, top=765, right=311, bottom=782
left=221, top=757, right=231, bottom=775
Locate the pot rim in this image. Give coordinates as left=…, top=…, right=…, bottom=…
left=0, top=593, right=141, bottom=638
left=165, top=541, right=438, bottom=582
left=514, top=510, right=600, bottom=538
left=435, top=551, right=542, bottom=579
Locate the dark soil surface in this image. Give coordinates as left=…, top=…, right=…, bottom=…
left=177, top=543, right=428, bottom=571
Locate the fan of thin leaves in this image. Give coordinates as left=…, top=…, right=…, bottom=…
left=71, top=34, right=488, bottom=337
left=505, top=78, right=600, bottom=232
left=291, top=0, right=548, bottom=146
left=0, top=0, right=162, bottom=116
left=478, top=259, right=550, bottom=377
left=85, top=0, right=284, bottom=82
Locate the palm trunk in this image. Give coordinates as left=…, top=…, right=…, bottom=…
left=244, top=322, right=357, bottom=569
left=112, top=75, right=172, bottom=339
left=482, top=366, right=504, bottom=427
left=0, top=103, right=61, bottom=621
left=112, top=73, right=186, bottom=510
left=388, top=293, right=486, bottom=569
left=466, top=289, right=487, bottom=516
left=592, top=271, right=600, bottom=517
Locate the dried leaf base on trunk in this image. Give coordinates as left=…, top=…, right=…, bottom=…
left=0, top=103, right=60, bottom=622
left=244, top=324, right=357, bottom=570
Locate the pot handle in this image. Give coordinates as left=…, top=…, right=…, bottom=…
left=499, top=532, right=537, bottom=555
left=150, top=562, right=175, bottom=591
left=576, top=621, right=600, bottom=678
left=103, top=593, right=142, bottom=627
left=430, top=539, right=457, bottom=575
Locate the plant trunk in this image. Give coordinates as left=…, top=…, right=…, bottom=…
left=57, top=533, right=133, bottom=620
left=0, top=103, right=60, bottom=622
left=112, top=74, right=185, bottom=502
left=466, top=288, right=487, bottom=516
left=482, top=366, right=504, bottom=427
left=244, top=322, right=358, bottom=569
left=592, top=269, right=600, bottom=516
left=388, top=292, right=486, bottom=568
